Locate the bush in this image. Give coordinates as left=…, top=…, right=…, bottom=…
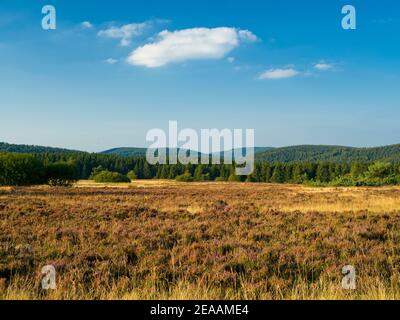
left=93, top=170, right=130, bottom=183
left=329, top=175, right=357, bottom=187
left=215, top=176, right=226, bottom=182
left=228, top=174, right=241, bottom=182
left=365, top=162, right=392, bottom=180
left=45, top=161, right=79, bottom=186
left=127, top=170, right=137, bottom=180
left=176, top=172, right=194, bottom=182
left=0, top=153, right=46, bottom=186
left=89, top=166, right=105, bottom=180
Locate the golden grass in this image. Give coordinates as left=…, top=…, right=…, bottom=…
left=1, top=181, right=400, bottom=300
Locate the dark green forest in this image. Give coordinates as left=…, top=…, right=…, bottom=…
left=3, top=141, right=400, bottom=163
left=1, top=150, right=400, bottom=187
left=255, top=144, right=400, bottom=162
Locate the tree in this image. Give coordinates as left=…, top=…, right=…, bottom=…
left=316, top=163, right=330, bottom=183
left=89, top=165, right=105, bottom=179
left=142, top=161, right=152, bottom=179
left=127, top=170, right=137, bottom=180
left=350, top=162, right=366, bottom=179
left=292, top=163, right=307, bottom=183
left=194, top=165, right=209, bottom=181
left=365, top=162, right=392, bottom=179
left=271, top=163, right=285, bottom=183
left=0, top=153, right=46, bottom=186
left=45, top=161, right=79, bottom=186
left=261, top=163, right=272, bottom=182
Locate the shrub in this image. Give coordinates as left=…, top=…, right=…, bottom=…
left=364, top=162, right=392, bottom=180
left=45, top=161, right=79, bottom=186
left=127, top=170, right=137, bottom=181
left=176, top=172, right=194, bottom=182
left=89, top=166, right=105, bottom=180
left=215, top=176, right=226, bottom=182
left=228, top=174, right=240, bottom=182
left=93, top=170, right=130, bottom=183
left=0, top=153, right=46, bottom=186
left=329, top=176, right=357, bottom=187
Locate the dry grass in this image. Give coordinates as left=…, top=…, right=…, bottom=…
left=1, top=181, right=400, bottom=300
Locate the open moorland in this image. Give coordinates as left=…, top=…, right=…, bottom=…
left=1, top=181, right=400, bottom=299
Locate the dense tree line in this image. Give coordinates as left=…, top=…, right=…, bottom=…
left=255, top=144, right=400, bottom=163
left=4, top=141, right=400, bottom=163
left=0, top=142, right=80, bottom=154
left=0, top=153, right=78, bottom=186
left=2, top=151, right=400, bottom=186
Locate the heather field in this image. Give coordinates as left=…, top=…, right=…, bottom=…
left=1, top=181, right=400, bottom=300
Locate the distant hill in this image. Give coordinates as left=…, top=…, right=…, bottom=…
left=255, top=144, right=400, bottom=163
left=0, top=142, right=82, bottom=154
left=101, top=147, right=148, bottom=157
left=2, top=142, right=400, bottom=163
left=101, top=147, right=274, bottom=157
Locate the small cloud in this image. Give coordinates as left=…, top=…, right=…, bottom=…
left=314, top=62, right=333, bottom=71
left=81, top=21, right=93, bottom=29
left=105, top=58, right=118, bottom=64
left=258, top=68, right=299, bottom=80
left=238, top=30, right=258, bottom=42
left=127, top=27, right=258, bottom=68
left=227, top=57, right=235, bottom=63
left=98, top=22, right=150, bottom=47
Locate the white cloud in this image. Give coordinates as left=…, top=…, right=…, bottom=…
left=238, top=30, right=258, bottom=42
left=127, top=27, right=258, bottom=68
left=258, top=68, right=299, bottom=80
left=314, top=63, right=333, bottom=71
left=98, top=22, right=149, bottom=46
left=227, top=57, right=235, bottom=63
left=81, top=21, right=93, bottom=29
left=105, top=58, right=118, bottom=64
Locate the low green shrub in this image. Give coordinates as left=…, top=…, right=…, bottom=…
left=176, top=172, right=194, bottom=182
left=93, top=170, right=130, bottom=183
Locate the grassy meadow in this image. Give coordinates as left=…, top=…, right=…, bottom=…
left=1, top=181, right=400, bottom=300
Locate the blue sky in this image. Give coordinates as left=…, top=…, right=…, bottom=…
left=0, top=0, right=399, bottom=152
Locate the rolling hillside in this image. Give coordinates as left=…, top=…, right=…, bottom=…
left=101, top=147, right=148, bottom=157
left=2, top=141, right=400, bottom=163
left=0, top=142, right=82, bottom=154
left=255, top=144, right=400, bottom=162
left=101, top=147, right=274, bottom=157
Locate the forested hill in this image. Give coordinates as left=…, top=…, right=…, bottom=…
left=101, top=147, right=148, bottom=157
left=255, top=144, right=400, bottom=163
left=0, top=142, right=82, bottom=154
left=101, top=147, right=273, bottom=157
left=2, top=141, right=400, bottom=163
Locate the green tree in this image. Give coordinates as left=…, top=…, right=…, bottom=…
left=271, top=163, right=285, bottom=183
left=127, top=170, right=137, bottom=180
left=89, top=165, right=105, bottom=179
left=0, top=153, right=46, bottom=186
left=316, top=163, right=330, bottom=183
left=365, top=162, right=392, bottom=179
left=45, top=161, right=79, bottom=186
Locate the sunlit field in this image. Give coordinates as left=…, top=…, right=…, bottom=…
left=1, top=181, right=400, bottom=300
